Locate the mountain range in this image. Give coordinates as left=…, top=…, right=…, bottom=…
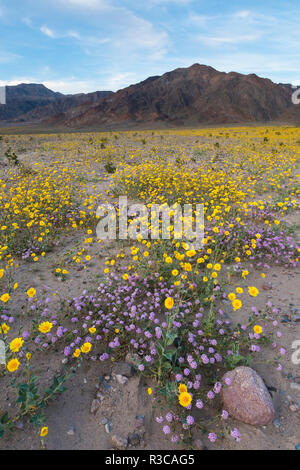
left=0, top=65, right=299, bottom=129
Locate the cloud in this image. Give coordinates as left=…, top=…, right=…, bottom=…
left=3, top=1, right=299, bottom=93
left=66, top=30, right=111, bottom=45
left=40, top=25, right=57, bottom=38
left=22, top=17, right=33, bottom=27
left=189, top=9, right=300, bottom=53
left=43, top=79, right=99, bottom=93
left=235, top=10, right=251, bottom=18
left=0, top=72, right=139, bottom=94
left=0, top=79, right=32, bottom=86
left=56, top=0, right=110, bottom=10
left=195, top=33, right=260, bottom=46
left=191, top=52, right=300, bottom=79
left=149, top=0, right=191, bottom=4
left=0, top=50, right=20, bottom=64
left=39, top=25, right=111, bottom=47
left=100, top=72, right=138, bottom=91
left=113, top=14, right=169, bottom=54
left=39, top=1, right=169, bottom=60
left=0, top=78, right=100, bottom=94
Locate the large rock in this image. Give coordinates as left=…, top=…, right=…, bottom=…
left=221, top=366, right=275, bottom=426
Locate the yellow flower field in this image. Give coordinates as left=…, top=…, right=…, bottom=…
left=0, top=125, right=299, bottom=449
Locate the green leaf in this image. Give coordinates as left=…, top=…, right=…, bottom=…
left=0, top=412, right=9, bottom=424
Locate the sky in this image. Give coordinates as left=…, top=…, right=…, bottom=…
left=0, top=0, right=299, bottom=94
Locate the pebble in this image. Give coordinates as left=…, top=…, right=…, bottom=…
left=90, top=399, right=101, bottom=414
left=105, top=423, right=111, bottom=434
left=290, top=383, right=300, bottom=392
left=281, top=315, right=291, bottom=323
left=125, top=352, right=140, bottom=367
left=262, top=282, right=272, bottom=290
left=115, top=374, right=128, bottom=385
left=99, top=377, right=111, bottom=391
left=289, top=403, right=299, bottom=412
left=67, top=427, right=75, bottom=436
left=96, top=391, right=104, bottom=401
left=128, top=432, right=140, bottom=446
left=0, top=340, right=6, bottom=367
left=111, top=434, right=128, bottom=449
left=135, top=415, right=145, bottom=428
left=273, top=418, right=281, bottom=428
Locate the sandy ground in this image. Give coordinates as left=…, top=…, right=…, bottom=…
left=0, top=130, right=299, bottom=450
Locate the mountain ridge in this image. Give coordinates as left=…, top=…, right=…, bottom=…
left=1, top=65, right=299, bottom=128
left=47, top=64, right=298, bottom=128
left=0, top=85, right=113, bottom=123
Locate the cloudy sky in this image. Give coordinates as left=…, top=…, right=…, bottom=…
left=0, top=0, right=299, bottom=93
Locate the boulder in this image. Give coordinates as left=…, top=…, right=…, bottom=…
left=221, top=366, right=275, bottom=426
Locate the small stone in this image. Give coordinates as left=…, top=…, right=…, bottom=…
left=125, top=352, right=140, bottom=367
left=273, top=418, right=281, bottom=428
left=96, top=391, right=104, bottom=401
left=292, top=308, right=300, bottom=315
left=90, top=399, right=101, bottom=414
left=289, top=403, right=299, bottom=412
left=67, top=427, right=75, bottom=436
left=99, top=377, right=111, bottom=392
left=262, top=282, right=272, bottom=291
left=0, top=340, right=6, bottom=368
left=112, top=362, right=134, bottom=378
left=61, top=358, right=68, bottom=364
left=83, top=378, right=87, bottom=384
left=135, top=415, right=145, bottom=428
left=290, top=383, right=300, bottom=392
left=115, top=374, right=128, bottom=385
left=105, top=423, right=111, bottom=434
left=195, top=438, right=206, bottom=450
left=111, top=434, right=128, bottom=449
left=221, top=366, right=275, bottom=426
left=128, top=432, right=140, bottom=446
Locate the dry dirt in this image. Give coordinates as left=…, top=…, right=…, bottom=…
left=0, top=131, right=299, bottom=451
